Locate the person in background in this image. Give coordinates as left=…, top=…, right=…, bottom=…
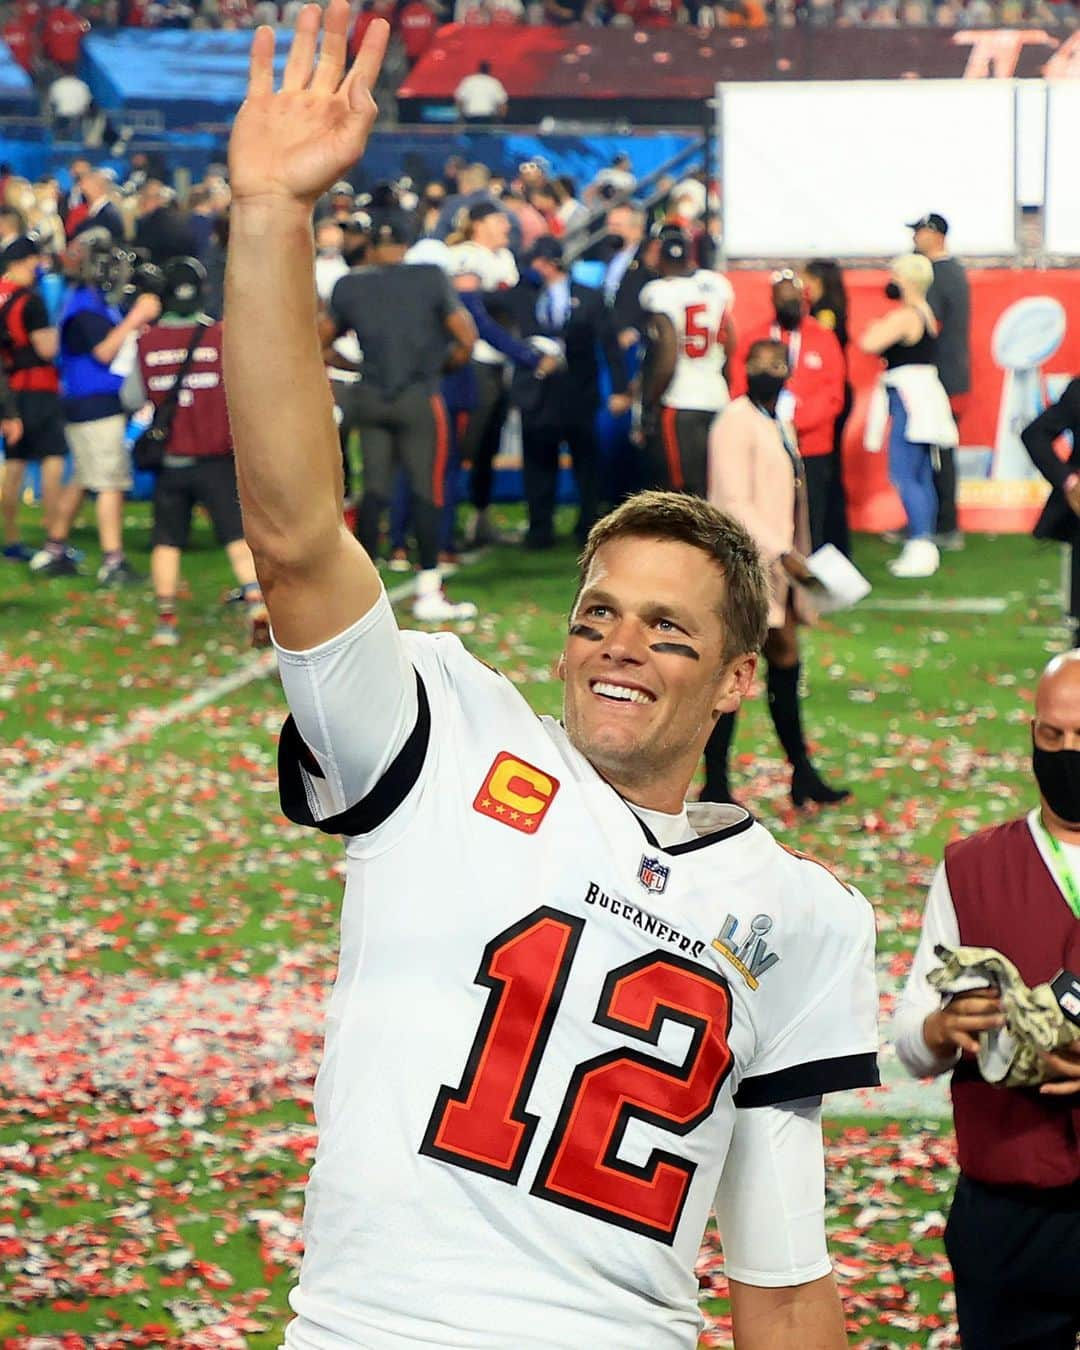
left=892, top=651, right=1080, bottom=1350
left=70, top=170, right=124, bottom=242
left=388, top=240, right=560, bottom=569
left=505, top=235, right=628, bottom=549
left=0, top=237, right=68, bottom=566
left=859, top=253, right=957, bottom=581
left=453, top=60, right=508, bottom=124
left=48, top=229, right=162, bottom=586
left=0, top=356, right=21, bottom=483
left=801, top=258, right=852, bottom=557
left=126, top=257, right=269, bottom=648
left=135, top=180, right=197, bottom=266
left=704, top=338, right=849, bottom=809
left=448, top=202, right=518, bottom=547
left=1022, top=376, right=1080, bottom=648
left=314, top=214, right=364, bottom=501
left=638, top=229, right=734, bottom=497
left=730, top=269, right=845, bottom=558
left=322, top=215, right=478, bottom=621
left=602, top=202, right=656, bottom=347
left=0, top=208, right=24, bottom=253
left=911, top=212, right=970, bottom=553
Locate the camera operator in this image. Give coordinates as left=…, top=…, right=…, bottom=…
left=48, top=228, right=161, bottom=586
left=0, top=236, right=65, bottom=569
left=126, top=257, right=268, bottom=649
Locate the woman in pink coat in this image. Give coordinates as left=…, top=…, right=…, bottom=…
left=703, top=338, right=849, bottom=807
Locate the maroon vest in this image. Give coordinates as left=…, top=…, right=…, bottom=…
left=137, top=319, right=230, bottom=460
left=945, top=816, right=1080, bottom=1188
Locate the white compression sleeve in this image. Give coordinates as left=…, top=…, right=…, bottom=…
left=713, top=1099, right=832, bottom=1287
left=274, top=587, right=418, bottom=820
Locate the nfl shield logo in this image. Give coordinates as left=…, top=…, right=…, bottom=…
left=637, top=855, right=670, bottom=894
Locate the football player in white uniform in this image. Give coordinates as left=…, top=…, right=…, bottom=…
left=640, top=230, right=735, bottom=497
left=224, top=11, right=879, bottom=1350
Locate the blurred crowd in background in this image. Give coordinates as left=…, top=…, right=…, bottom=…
left=1, top=0, right=1077, bottom=90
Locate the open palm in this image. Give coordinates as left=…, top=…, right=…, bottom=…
left=229, top=1, right=389, bottom=207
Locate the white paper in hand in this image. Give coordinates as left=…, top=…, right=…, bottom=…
left=806, top=544, right=871, bottom=613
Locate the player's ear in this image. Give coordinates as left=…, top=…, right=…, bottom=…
left=555, top=651, right=567, bottom=683
left=714, top=651, right=756, bottom=716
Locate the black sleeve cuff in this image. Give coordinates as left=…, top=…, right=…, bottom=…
left=734, top=1052, right=880, bottom=1108
left=277, top=669, right=431, bottom=836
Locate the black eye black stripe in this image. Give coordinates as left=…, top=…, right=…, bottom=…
left=649, top=642, right=700, bottom=660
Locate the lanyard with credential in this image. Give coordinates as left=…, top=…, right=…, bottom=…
left=1035, top=815, right=1080, bottom=920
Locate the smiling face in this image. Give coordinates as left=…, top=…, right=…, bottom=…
left=559, top=535, right=756, bottom=811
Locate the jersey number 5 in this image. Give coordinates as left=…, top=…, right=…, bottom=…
left=683, top=302, right=724, bottom=359
left=420, top=905, right=733, bottom=1244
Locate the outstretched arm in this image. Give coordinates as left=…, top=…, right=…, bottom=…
left=224, top=3, right=389, bottom=651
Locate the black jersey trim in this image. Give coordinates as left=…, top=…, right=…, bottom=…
left=733, top=1052, right=880, bottom=1108
left=632, top=805, right=755, bottom=855
left=277, top=668, right=431, bottom=836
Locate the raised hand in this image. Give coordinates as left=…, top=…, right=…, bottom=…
left=228, top=0, right=389, bottom=209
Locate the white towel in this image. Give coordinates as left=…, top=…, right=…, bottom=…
left=864, top=364, right=959, bottom=453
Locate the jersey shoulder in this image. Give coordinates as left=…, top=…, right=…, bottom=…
left=401, top=628, right=529, bottom=732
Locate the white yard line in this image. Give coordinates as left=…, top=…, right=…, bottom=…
left=856, top=596, right=1008, bottom=615
left=3, top=572, right=429, bottom=806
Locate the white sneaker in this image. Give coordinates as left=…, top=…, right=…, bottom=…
left=413, top=590, right=478, bottom=623
left=887, top=538, right=940, bottom=578
left=412, top=567, right=477, bottom=622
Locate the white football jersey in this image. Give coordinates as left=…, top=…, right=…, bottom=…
left=640, top=270, right=735, bottom=412
left=279, top=625, right=878, bottom=1350
left=448, top=243, right=518, bottom=367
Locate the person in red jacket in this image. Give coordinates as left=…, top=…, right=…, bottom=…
left=398, top=0, right=439, bottom=64
left=893, top=650, right=1080, bottom=1350
left=729, top=269, right=845, bottom=551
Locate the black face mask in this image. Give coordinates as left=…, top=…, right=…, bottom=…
left=343, top=243, right=367, bottom=267
left=1033, top=742, right=1080, bottom=827
left=884, top=281, right=902, bottom=300
left=774, top=302, right=802, bottom=331
left=747, top=371, right=785, bottom=405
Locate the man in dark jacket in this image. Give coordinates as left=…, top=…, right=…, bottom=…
left=135, top=180, right=197, bottom=267
left=602, top=203, right=656, bottom=346
left=1023, top=377, right=1080, bottom=645
left=505, top=236, right=629, bottom=550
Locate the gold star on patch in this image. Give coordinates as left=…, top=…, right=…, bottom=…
left=509, top=811, right=520, bottom=822
left=495, top=804, right=506, bottom=814
left=480, top=798, right=492, bottom=809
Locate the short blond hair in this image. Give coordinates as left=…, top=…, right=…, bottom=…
left=891, top=252, right=934, bottom=297
left=575, top=490, right=769, bottom=662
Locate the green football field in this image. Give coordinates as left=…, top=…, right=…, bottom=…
left=0, top=499, right=1066, bottom=1349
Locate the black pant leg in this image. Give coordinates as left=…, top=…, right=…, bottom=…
left=392, top=386, right=441, bottom=572
left=676, top=410, right=713, bottom=499
left=934, top=445, right=959, bottom=534
left=945, top=1175, right=1080, bottom=1350
left=521, top=421, right=560, bottom=546
left=464, top=363, right=508, bottom=512
left=352, top=386, right=395, bottom=559
left=802, top=454, right=832, bottom=553
left=1070, top=542, right=1080, bottom=634
left=565, top=417, right=600, bottom=543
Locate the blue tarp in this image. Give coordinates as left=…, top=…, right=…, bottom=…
left=80, top=30, right=285, bottom=128
left=0, top=39, right=36, bottom=111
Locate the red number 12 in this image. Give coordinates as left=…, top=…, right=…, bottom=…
left=420, top=906, right=733, bottom=1245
